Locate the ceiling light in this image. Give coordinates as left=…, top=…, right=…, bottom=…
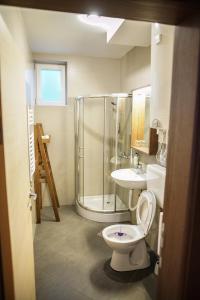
left=89, top=12, right=98, bottom=17
left=78, top=14, right=125, bottom=43
left=78, top=14, right=109, bottom=30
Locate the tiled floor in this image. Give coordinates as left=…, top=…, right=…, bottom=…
left=34, top=206, right=156, bottom=300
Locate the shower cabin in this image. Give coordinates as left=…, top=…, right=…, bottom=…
left=75, top=95, right=132, bottom=222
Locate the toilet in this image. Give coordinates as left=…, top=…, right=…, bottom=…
left=102, top=164, right=166, bottom=272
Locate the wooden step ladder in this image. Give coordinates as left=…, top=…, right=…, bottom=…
left=34, top=123, right=60, bottom=223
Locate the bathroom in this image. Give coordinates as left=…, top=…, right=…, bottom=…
left=0, top=4, right=187, bottom=300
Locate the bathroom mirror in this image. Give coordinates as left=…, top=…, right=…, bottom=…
left=131, top=86, right=158, bottom=155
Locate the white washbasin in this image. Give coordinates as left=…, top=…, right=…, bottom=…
left=111, top=168, right=147, bottom=189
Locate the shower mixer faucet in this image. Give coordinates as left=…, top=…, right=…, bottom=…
left=119, top=152, right=130, bottom=159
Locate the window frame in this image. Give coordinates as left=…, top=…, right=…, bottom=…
left=35, top=62, right=67, bottom=106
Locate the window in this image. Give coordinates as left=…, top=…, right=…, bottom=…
left=35, top=63, right=67, bottom=106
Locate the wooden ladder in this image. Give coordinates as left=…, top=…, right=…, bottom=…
left=34, top=123, right=60, bottom=223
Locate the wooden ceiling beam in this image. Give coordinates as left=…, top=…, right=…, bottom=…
left=0, top=0, right=199, bottom=25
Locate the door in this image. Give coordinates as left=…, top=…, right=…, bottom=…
left=0, top=86, right=15, bottom=300
left=157, top=18, right=200, bottom=300
left=0, top=13, right=36, bottom=300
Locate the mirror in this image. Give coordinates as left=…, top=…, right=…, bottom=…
left=131, top=86, right=158, bottom=155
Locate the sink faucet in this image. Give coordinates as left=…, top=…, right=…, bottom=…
left=135, top=162, right=146, bottom=174
left=129, top=149, right=146, bottom=173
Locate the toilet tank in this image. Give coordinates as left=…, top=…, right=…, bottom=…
left=146, top=164, right=166, bottom=209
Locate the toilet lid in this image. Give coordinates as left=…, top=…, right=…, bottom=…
left=136, top=191, right=156, bottom=235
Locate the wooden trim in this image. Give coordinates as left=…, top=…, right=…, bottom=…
left=0, top=249, right=5, bottom=300
left=132, top=128, right=158, bottom=155
left=0, top=1, right=199, bottom=300
left=149, top=128, right=158, bottom=155
left=0, top=0, right=199, bottom=25
left=184, top=89, right=200, bottom=297
left=157, top=18, right=200, bottom=300
left=0, top=84, right=15, bottom=299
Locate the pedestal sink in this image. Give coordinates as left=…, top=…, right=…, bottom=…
left=111, top=168, right=147, bottom=189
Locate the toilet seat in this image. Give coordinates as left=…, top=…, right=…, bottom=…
left=136, top=190, right=156, bottom=236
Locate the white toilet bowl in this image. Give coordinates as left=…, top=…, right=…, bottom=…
left=102, top=190, right=156, bottom=272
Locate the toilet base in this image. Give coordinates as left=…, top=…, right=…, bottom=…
left=110, top=250, right=150, bottom=272
left=110, top=239, right=150, bottom=272
left=104, top=250, right=158, bottom=283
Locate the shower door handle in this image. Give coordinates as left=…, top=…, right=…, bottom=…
left=79, top=147, right=84, bottom=158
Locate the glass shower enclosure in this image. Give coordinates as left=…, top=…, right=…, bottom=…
left=75, top=95, right=132, bottom=222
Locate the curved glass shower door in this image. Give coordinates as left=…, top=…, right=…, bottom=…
left=83, top=96, right=104, bottom=210
left=75, top=96, right=84, bottom=207
left=75, top=95, right=132, bottom=214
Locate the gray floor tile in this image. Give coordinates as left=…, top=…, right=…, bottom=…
left=34, top=206, right=156, bottom=300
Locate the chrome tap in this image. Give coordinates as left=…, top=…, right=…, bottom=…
left=135, top=162, right=146, bottom=174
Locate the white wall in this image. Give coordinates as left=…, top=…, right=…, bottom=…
left=120, top=27, right=175, bottom=252
left=34, top=25, right=174, bottom=209
left=121, top=26, right=174, bottom=133
left=34, top=53, right=121, bottom=97
left=120, top=46, right=151, bottom=92
left=120, top=46, right=155, bottom=166
left=147, top=24, right=174, bottom=250
left=34, top=53, right=121, bottom=206
left=151, top=24, right=175, bottom=131
left=34, top=47, right=151, bottom=207
left=0, top=7, right=36, bottom=300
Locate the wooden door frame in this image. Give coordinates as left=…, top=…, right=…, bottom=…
left=157, top=17, right=200, bottom=299
left=0, top=84, right=15, bottom=299
left=0, top=1, right=200, bottom=299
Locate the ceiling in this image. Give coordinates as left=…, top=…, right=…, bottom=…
left=22, top=8, right=151, bottom=59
